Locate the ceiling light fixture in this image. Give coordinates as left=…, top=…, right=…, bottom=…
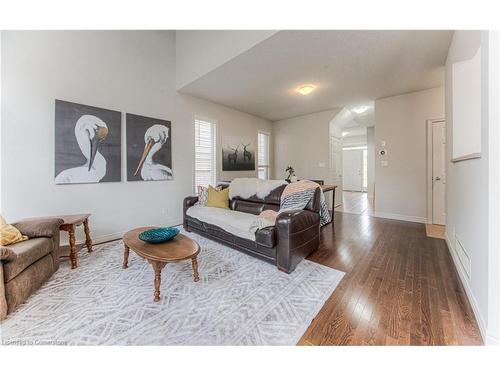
left=295, top=84, right=317, bottom=95
left=351, top=105, right=370, bottom=114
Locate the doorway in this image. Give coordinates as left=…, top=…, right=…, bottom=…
left=342, top=147, right=367, bottom=192
left=427, top=119, right=446, bottom=225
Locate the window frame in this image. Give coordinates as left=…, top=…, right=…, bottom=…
left=193, top=115, right=217, bottom=193
left=257, top=131, right=271, bottom=180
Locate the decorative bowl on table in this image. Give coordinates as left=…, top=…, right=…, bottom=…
left=138, top=227, right=180, bottom=243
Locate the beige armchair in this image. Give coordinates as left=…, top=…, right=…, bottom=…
left=0, top=217, right=63, bottom=320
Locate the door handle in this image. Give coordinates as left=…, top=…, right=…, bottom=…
left=435, top=177, right=441, bottom=181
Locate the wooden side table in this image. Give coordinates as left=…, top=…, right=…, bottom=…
left=321, top=184, right=337, bottom=210
left=58, top=214, right=93, bottom=269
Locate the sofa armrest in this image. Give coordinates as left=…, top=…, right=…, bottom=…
left=275, top=209, right=320, bottom=273
left=183, top=196, right=199, bottom=230
left=12, top=218, right=63, bottom=238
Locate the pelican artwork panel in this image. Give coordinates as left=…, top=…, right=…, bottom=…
left=222, top=135, right=255, bottom=171
left=54, top=100, right=121, bottom=184
left=126, top=113, right=173, bottom=181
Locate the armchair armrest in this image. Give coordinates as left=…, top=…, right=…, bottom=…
left=275, top=209, right=320, bottom=273
left=12, top=218, right=63, bottom=238
left=183, top=196, right=199, bottom=230
left=0, top=246, right=16, bottom=319
left=0, top=246, right=17, bottom=262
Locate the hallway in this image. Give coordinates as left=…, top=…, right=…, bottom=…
left=335, top=191, right=374, bottom=216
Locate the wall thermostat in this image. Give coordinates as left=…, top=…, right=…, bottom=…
left=379, top=149, right=387, bottom=156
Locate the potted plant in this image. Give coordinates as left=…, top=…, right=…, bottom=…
left=285, top=166, right=297, bottom=183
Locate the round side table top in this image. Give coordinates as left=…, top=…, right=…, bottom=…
left=123, top=227, right=200, bottom=263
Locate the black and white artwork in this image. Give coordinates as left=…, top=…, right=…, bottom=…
left=54, top=100, right=121, bottom=184
left=126, top=113, right=173, bottom=181
left=222, top=136, right=255, bottom=171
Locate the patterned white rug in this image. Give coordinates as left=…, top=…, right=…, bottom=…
left=0, top=229, right=344, bottom=345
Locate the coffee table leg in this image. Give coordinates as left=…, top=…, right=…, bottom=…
left=149, top=261, right=166, bottom=302
left=83, top=218, right=93, bottom=253
left=123, top=245, right=130, bottom=269
left=191, top=256, right=200, bottom=282
left=68, top=225, right=77, bottom=269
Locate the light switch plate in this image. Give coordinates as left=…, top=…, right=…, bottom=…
left=381, top=160, right=389, bottom=167
left=381, top=140, right=386, bottom=147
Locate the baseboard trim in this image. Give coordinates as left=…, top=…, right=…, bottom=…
left=445, top=232, right=487, bottom=343
left=59, top=218, right=183, bottom=246
left=373, top=211, right=427, bottom=224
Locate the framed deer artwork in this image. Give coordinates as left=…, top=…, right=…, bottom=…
left=221, top=135, right=255, bottom=171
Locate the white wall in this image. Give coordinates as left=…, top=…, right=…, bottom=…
left=175, top=30, right=277, bottom=90
left=0, top=30, right=2, bottom=213
left=445, top=30, right=497, bottom=342
left=367, top=127, right=375, bottom=199
left=1, top=31, right=184, bottom=244
left=272, top=109, right=342, bottom=210
left=487, top=31, right=500, bottom=345
left=329, top=115, right=344, bottom=207
left=1, top=31, right=271, bottom=245
left=272, top=109, right=341, bottom=182
left=176, top=94, right=272, bottom=183
left=374, top=87, right=445, bottom=222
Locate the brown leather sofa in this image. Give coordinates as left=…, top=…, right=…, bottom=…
left=183, top=185, right=321, bottom=273
left=0, top=217, right=63, bottom=320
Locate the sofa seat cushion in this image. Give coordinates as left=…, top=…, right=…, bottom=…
left=255, top=227, right=277, bottom=248
left=186, top=205, right=260, bottom=241
left=3, top=237, right=54, bottom=282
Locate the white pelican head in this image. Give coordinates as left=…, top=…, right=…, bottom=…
left=134, top=124, right=169, bottom=176
left=74, top=115, right=109, bottom=171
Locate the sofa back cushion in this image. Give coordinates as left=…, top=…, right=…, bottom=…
left=1, top=215, right=28, bottom=246
left=230, top=185, right=321, bottom=215
left=230, top=185, right=284, bottom=215
left=230, top=200, right=279, bottom=215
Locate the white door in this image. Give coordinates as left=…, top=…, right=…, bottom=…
left=330, top=136, right=343, bottom=207
left=343, top=149, right=363, bottom=191
left=432, top=121, right=446, bottom=225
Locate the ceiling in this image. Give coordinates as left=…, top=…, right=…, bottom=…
left=178, top=30, right=453, bottom=121
left=344, top=104, right=374, bottom=128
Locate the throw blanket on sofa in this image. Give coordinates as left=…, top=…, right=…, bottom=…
left=255, top=180, right=332, bottom=229
left=280, top=180, right=331, bottom=226
left=229, top=178, right=287, bottom=200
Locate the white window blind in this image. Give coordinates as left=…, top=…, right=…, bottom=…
left=258, top=132, right=270, bottom=179
left=194, top=117, right=216, bottom=192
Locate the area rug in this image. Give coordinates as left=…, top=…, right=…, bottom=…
left=0, top=229, right=344, bottom=345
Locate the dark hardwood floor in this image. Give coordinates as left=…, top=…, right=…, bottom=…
left=299, top=212, right=482, bottom=345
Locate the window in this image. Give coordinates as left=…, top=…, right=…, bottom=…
left=194, top=117, right=216, bottom=192
left=258, top=132, right=270, bottom=179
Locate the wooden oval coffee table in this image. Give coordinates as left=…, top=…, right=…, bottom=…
left=122, top=227, right=200, bottom=302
